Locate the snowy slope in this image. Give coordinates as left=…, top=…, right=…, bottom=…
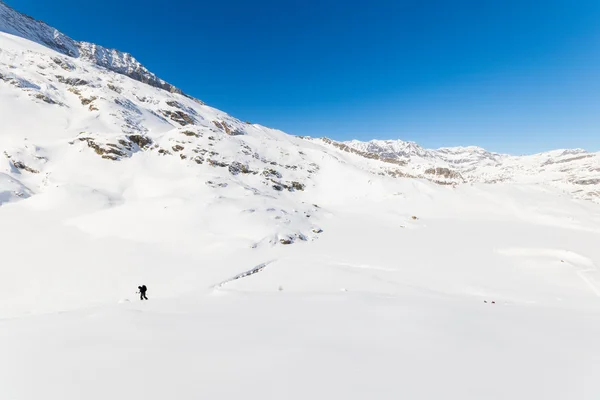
left=1, top=3, right=600, bottom=400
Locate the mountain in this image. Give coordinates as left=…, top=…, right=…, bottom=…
left=331, top=138, right=599, bottom=202
left=1, top=3, right=600, bottom=400
left=0, top=0, right=181, bottom=93
left=1, top=0, right=598, bottom=204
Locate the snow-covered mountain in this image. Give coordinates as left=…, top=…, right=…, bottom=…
left=0, top=1, right=181, bottom=93
left=1, top=3, right=600, bottom=400
left=1, top=0, right=598, bottom=205
left=332, top=138, right=599, bottom=201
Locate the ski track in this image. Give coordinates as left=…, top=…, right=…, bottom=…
left=212, top=260, right=277, bottom=289
left=574, top=267, right=600, bottom=297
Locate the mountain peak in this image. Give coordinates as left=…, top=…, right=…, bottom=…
left=0, top=0, right=182, bottom=94
left=345, top=139, right=433, bottom=158
left=0, top=0, right=79, bottom=56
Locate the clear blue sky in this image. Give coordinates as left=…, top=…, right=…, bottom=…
left=7, top=0, right=600, bottom=153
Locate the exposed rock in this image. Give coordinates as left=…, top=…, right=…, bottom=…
left=213, top=120, right=244, bottom=136
left=107, top=83, right=122, bottom=93
left=573, top=178, right=600, bottom=185
left=80, top=96, right=97, bottom=106
left=117, top=139, right=132, bottom=150
left=542, top=154, right=594, bottom=166
left=206, top=181, right=228, bottom=188
left=127, top=135, right=153, bottom=149
left=113, top=97, right=137, bottom=110
left=424, top=167, right=463, bottom=181
left=307, top=163, right=320, bottom=173
left=181, top=130, right=199, bottom=137
left=55, top=75, right=88, bottom=86
left=52, top=57, right=75, bottom=71
left=386, top=169, right=415, bottom=179
left=290, top=181, right=305, bottom=191
left=12, top=161, right=39, bottom=173
left=319, top=137, right=408, bottom=166
left=76, top=137, right=126, bottom=160
left=208, top=159, right=229, bottom=168
left=166, top=100, right=182, bottom=109
left=262, top=168, right=282, bottom=179
left=183, top=94, right=205, bottom=105
left=33, top=93, right=57, bottom=104
left=228, top=161, right=254, bottom=175
left=278, top=233, right=308, bottom=245
left=172, top=145, right=184, bottom=152
left=267, top=178, right=305, bottom=193
left=160, top=110, right=195, bottom=126
left=239, top=143, right=253, bottom=156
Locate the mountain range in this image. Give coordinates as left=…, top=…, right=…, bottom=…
left=1, top=0, right=597, bottom=209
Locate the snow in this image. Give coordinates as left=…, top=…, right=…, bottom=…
left=1, top=4, right=600, bottom=399
left=1, top=184, right=600, bottom=400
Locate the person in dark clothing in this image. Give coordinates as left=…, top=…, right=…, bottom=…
left=138, top=285, right=148, bottom=300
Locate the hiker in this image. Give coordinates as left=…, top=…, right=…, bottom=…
left=138, top=285, right=148, bottom=300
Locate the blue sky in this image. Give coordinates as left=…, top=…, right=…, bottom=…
left=7, top=0, right=600, bottom=153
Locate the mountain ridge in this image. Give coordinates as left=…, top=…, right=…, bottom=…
left=0, top=0, right=182, bottom=94
left=311, top=137, right=600, bottom=201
